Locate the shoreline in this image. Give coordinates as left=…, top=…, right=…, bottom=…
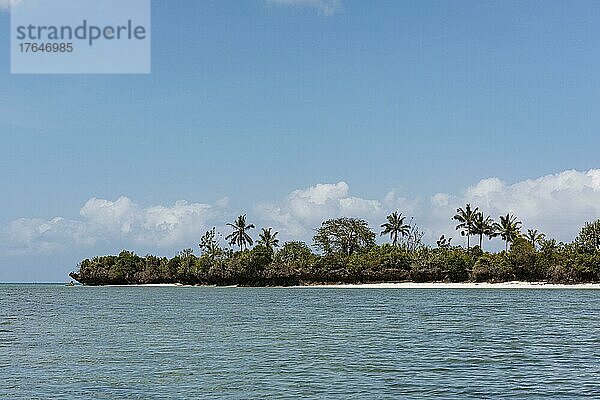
left=293, top=282, right=600, bottom=289
left=99, top=281, right=600, bottom=289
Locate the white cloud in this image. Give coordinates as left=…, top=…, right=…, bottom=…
left=427, top=169, right=600, bottom=247
left=1, top=217, right=91, bottom=256
left=482, top=169, right=600, bottom=234
left=257, top=170, right=600, bottom=248
left=137, top=201, right=221, bottom=247
left=80, top=196, right=138, bottom=235
left=266, top=0, right=342, bottom=16
left=255, top=182, right=353, bottom=237
left=0, top=197, right=227, bottom=256
left=80, top=197, right=226, bottom=248
left=255, top=182, right=416, bottom=239
left=431, top=193, right=450, bottom=207
left=2, top=169, right=600, bottom=256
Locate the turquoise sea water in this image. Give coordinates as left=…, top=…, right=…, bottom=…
left=1, top=285, right=599, bottom=399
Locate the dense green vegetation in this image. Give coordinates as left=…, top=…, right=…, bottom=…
left=70, top=206, right=600, bottom=286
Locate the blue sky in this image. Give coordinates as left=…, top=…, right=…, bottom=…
left=1, top=0, right=600, bottom=281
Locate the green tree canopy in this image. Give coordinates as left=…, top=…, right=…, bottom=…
left=314, top=217, right=376, bottom=256
left=275, top=241, right=313, bottom=265
left=575, top=219, right=600, bottom=253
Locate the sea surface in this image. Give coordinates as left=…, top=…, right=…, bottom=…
left=1, top=284, right=599, bottom=399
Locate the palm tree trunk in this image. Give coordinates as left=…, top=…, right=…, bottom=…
left=479, top=234, right=483, bottom=249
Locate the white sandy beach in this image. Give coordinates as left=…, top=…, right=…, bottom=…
left=297, top=282, right=600, bottom=289
left=105, top=283, right=187, bottom=287
left=103, top=282, right=600, bottom=289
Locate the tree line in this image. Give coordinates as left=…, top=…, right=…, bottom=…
left=70, top=205, right=600, bottom=286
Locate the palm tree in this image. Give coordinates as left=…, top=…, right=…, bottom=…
left=472, top=212, right=496, bottom=250
left=380, top=211, right=411, bottom=246
left=436, top=235, right=452, bottom=249
left=524, top=229, right=545, bottom=250
left=226, top=214, right=255, bottom=250
left=494, top=213, right=522, bottom=252
left=258, top=227, right=280, bottom=251
left=453, top=204, right=479, bottom=248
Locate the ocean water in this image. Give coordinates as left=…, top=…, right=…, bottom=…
left=1, top=285, right=599, bottom=399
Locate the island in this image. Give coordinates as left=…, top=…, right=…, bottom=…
left=70, top=206, right=600, bottom=286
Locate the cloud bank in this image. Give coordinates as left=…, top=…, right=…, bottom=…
left=266, top=0, right=342, bottom=16
left=1, top=169, right=599, bottom=256
left=1, top=197, right=227, bottom=256
left=255, top=182, right=417, bottom=238
left=442, top=169, right=600, bottom=244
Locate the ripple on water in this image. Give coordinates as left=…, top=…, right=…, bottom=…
left=0, top=285, right=599, bottom=399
